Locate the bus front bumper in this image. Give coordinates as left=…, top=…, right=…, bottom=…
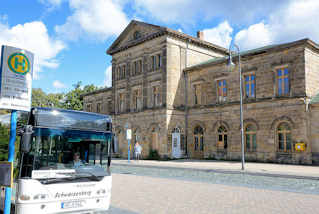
left=15, top=197, right=110, bottom=214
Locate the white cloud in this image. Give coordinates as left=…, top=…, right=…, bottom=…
left=235, top=0, right=319, bottom=50
left=104, top=65, right=112, bottom=87
left=55, top=0, right=129, bottom=41
left=133, top=0, right=288, bottom=25
left=235, top=22, right=273, bottom=50
left=53, top=80, right=66, bottom=89
left=39, top=0, right=64, bottom=7
left=202, top=21, right=233, bottom=48
left=0, top=20, right=65, bottom=78
left=134, top=0, right=194, bottom=24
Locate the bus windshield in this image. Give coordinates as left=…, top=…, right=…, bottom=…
left=20, top=108, right=112, bottom=178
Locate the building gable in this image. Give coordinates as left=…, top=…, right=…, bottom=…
left=107, top=20, right=164, bottom=55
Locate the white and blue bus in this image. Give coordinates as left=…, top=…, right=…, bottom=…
left=15, top=107, right=113, bottom=214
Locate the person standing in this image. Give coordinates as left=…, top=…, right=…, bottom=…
left=134, top=142, right=142, bottom=161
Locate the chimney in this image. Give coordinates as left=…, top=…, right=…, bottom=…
left=197, top=31, right=204, bottom=40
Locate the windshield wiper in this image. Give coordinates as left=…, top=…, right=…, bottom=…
left=40, top=173, right=101, bottom=184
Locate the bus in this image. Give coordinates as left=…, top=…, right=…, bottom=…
left=15, top=107, right=113, bottom=214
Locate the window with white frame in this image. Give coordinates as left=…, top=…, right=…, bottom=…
left=132, top=59, right=142, bottom=76
left=151, top=54, right=161, bottom=71
left=152, top=86, right=160, bottom=107
left=132, top=88, right=142, bottom=111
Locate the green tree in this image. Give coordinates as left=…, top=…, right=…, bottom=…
left=63, top=81, right=98, bottom=110
left=0, top=123, right=10, bottom=161
left=32, top=88, right=64, bottom=108
left=32, top=88, right=49, bottom=107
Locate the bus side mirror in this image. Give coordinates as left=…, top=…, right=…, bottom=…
left=21, top=125, right=33, bottom=153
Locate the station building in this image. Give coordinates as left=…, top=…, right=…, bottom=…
left=82, top=20, right=319, bottom=164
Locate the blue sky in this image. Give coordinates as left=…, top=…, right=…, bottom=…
left=1, top=0, right=318, bottom=93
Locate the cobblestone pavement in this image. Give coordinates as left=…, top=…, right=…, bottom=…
left=108, top=164, right=319, bottom=214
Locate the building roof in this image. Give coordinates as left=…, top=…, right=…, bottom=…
left=80, top=87, right=112, bottom=98
left=184, top=38, right=319, bottom=72
left=107, top=20, right=228, bottom=55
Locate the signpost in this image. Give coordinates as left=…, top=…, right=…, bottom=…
left=125, top=123, right=131, bottom=163
left=0, top=45, right=33, bottom=214
left=0, top=162, right=13, bottom=188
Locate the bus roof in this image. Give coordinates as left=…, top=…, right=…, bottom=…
left=30, top=107, right=112, bottom=132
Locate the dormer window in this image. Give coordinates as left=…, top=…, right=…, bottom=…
left=134, top=31, right=141, bottom=40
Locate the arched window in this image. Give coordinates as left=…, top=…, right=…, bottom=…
left=277, top=122, right=292, bottom=152
left=217, top=126, right=227, bottom=149
left=245, top=124, right=257, bottom=152
left=194, top=126, right=204, bottom=151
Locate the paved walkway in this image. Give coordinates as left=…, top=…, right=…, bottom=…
left=111, top=159, right=319, bottom=180
left=111, top=173, right=319, bottom=214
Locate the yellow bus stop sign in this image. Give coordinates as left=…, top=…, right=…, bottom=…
left=7, top=52, right=31, bottom=75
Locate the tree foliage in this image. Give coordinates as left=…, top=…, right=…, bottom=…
left=31, top=81, right=99, bottom=110
left=0, top=123, right=10, bottom=161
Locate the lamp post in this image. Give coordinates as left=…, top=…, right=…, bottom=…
left=228, top=43, right=245, bottom=170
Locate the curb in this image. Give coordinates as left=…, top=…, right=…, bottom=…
left=111, top=163, right=319, bottom=181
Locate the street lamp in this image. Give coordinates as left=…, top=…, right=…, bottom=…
left=228, top=43, right=245, bottom=170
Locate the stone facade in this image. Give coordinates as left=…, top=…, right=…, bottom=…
left=82, top=20, right=319, bottom=164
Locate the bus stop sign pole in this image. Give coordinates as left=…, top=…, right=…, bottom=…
left=4, top=110, right=17, bottom=214
left=126, top=129, right=132, bottom=163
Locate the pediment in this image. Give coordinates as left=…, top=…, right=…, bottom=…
left=107, top=20, right=163, bottom=54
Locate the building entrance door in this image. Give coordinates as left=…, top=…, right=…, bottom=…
left=172, top=131, right=181, bottom=158
left=193, top=126, right=204, bottom=159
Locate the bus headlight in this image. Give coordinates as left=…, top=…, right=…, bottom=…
left=20, top=195, right=31, bottom=201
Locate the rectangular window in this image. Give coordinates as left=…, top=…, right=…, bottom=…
left=217, top=80, right=227, bottom=102
left=96, top=103, right=101, bottom=113
left=194, top=84, right=201, bottom=105
left=152, top=86, right=160, bottom=107
left=244, top=74, right=255, bottom=98
left=152, top=56, right=156, bottom=70
left=119, top=93, right=125, bottom=113
left=138, top=60, right=142, bottom=73
left=86, top=104, right=91, bottom=112
left=133, top=61, right=137, bottom=76
left=122, top=65, right=126, bottom=78
left=132, top=89, right=142, bottom=111
left=157, top=54, right=161, bottom=68
left=277, top=68, right=289, bottom=96
left=194, top=137, right=198, bottom=151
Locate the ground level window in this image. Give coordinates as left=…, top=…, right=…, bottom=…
left=217, top=126, right=227, bottom=150
left=277, top=122, right=292, bottom=152
left=245, top=124, right=256, bottom=152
